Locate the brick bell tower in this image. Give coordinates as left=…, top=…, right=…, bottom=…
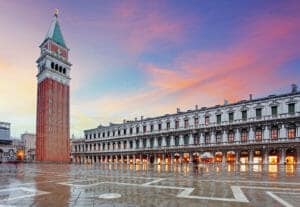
left=36, top=10, right=71, bottom=162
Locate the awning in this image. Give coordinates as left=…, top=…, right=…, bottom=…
left=200, top=152, right=213, bottom=158
left=174, top=153, right=180, bottom=157
left=227, top=151, right=235, bottom=155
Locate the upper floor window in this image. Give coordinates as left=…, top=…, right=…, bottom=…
left=136, top=126, right=139, bottom=134
left=98, top=133, right=101, bottom=138
left=166, top=122, right=170, bottom=130
left=143, top=139, right=147, bottom=148
left=288, top=103, right=295, bottom=114
left=85, top=134, right=88, bottom=139
left=194, top=133, right=199, bottom=145
left=256, top=108, right=262, bottom=119
left=216, top=132, right=222, bottom=143
left=184, top=119, right=189, bottom=128
left=242, top=110, right=247, bottom=121
left=184, top=135, right=189, bottom=145
left=288, top=127, right=296, bottom=139
left=158, top=137, right=162, bottom=147
left=229, top=112, right=234, bottom=123
left=143, top=125, right=147, bottom=133
left=150, top=124, right=154, bottom=132
left=194, top=117, right=199, bottom=126
left=113, top=131, right=115, bottom=136
left=93, top=133, right=96, bottom=139
left=150, top=139, right=154, bottom=148
left=204, top=133, right=210, bottom=144
left=241, top=129, right=248, bottom=142
left=271, top=127, right=278, bottom=140
left=166, top=136, right=171, bottom=147
left=118, top=141, right=121, bottom=149
left=175, top=136, right=179, bottom=146
left=130, top=127, right=133, bottom=134
left=107, top=131, right=110, bottom=137
left=129, top=140, right=133, bottom=149
left=271, top=106, right=278, bottom=117
left=123, top=129, right=127, bottom=135
left=228, top=130, right=234, bottom=143
left=255, top=128, right=262, bottom=141
left=205, top=116, right=210, bottom=126
left=216, top=114, right=221, bottom=124
left=175, top=120, right=179, bottom=129
left=158, top=123, right=162, bottom=131
left=136, top=140, right=139, bottom=149
left=118, top=130, right=120, bottom=136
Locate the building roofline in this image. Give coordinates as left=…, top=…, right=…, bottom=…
left=84, top=91, right=300, bottom=132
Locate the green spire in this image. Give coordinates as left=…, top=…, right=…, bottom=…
left=44, top=11, right=67, bottom=48
left=52, top=21, right=66, bottom=47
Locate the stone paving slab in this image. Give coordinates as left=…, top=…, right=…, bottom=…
left=0, top=163, right=300, bottom=206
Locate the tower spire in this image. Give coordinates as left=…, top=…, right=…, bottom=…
left=54, top=8, right=59, bottom=18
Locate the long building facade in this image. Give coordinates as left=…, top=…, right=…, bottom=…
left=72, top=89, right=300, bottom=166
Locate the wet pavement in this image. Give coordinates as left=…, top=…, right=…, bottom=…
left=0, top=163, right=300, bottom=207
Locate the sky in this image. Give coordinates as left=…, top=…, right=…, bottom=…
left=0, top=0, right=300, bottom=138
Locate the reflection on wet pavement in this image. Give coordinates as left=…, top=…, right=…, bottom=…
left=0, top=163, right=300, bottom=206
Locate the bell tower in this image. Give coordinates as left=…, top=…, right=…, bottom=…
left=36, top=10, right=71, bottom=162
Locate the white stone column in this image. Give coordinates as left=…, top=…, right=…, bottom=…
left=211, top=131, right=216, bottom=144
left=249, top=150, right=253, bottom=164
left=139, top=139, right=143, bottom=149
left=280, top=148, right=286, bottom=164
left=133, top=155, right=136, bottom=165
left=146, top=138, right=150, bottom=148
left=170, top=135, right=175, bottom=146
left=279, top=124, right=286, bottom=139
left=179, top=135, right=184, bottom=146
left=263, top=150, right=268, bottom=165
left=235, top=151, right=239, bottom=164
left=263, top=126, right=270, bottom=141
left=222, top=131, right=227, bottom=144
left=249, top=127, right=254, bottom=141
left=235, top=129, right=241, bottom=143
left=162, top=136, right=166, bottom=147
left=189, top=134, right=194, bottom=145
left=200, top=132, right=204, bottom=145
left=154, top=137, right=158, bottom=148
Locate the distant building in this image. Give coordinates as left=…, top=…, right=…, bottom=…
left=72, top=88, right=300, bottom=165
left=21, top=133, right=36, bottom=161
left=0, top=122, right=11, bottom=142
left=0, top=122, right=16, bottom=162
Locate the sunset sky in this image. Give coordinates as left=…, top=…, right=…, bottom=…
left=0, top=0, right=300, bottom=137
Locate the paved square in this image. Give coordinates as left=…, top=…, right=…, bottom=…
left=0, top=163, right=300, bottom=206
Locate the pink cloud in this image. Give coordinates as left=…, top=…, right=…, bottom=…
left=145, top=14, right=300, bottom=106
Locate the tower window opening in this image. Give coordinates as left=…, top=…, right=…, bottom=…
left=55, top=64, right=58, bottom=70
left=63, top=68, right=66, bottom=74
left=59, top=66, right=62, bottom=72
left=51, top=62, right=54, bottom=69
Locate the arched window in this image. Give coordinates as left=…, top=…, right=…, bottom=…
left=55, top=64, right=58, bottom=70
left=51, top=62, right=54, bottom=69
left=59, top=66, right=62, bottom=72
left=63, top=68, right=66, bottom=74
